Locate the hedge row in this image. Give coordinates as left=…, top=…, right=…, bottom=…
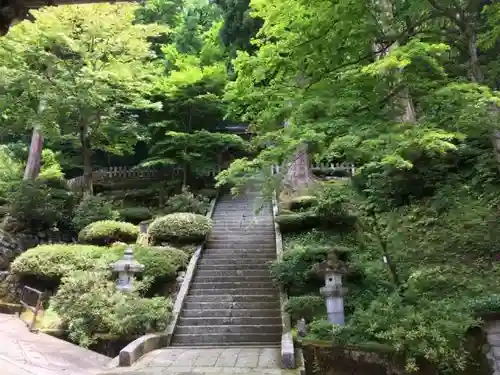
left=10, top=243, right=188, bottom=284
left=148, top=212, right=212, bottom=245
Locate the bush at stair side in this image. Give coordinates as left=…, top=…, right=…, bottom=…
left=78, top=220, right=139, bottom=246
left=10, top=243, right=188, bottom=288
left=50, top=270, right=171, bottom=347
left=148, top=212, right=212, bottom=245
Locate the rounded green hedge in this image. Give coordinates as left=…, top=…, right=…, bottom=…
left=10, top=243, right=189, bottom=284
left=148, top=213, right=212, bottom=245
left=78, top=220, right=139, bottom=245
left=289, top=195, right=318, bottom=212
left=117, top=207, right=152, bottom=224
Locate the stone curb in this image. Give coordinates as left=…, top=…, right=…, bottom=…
left=271, top=192, right=296, bottom=369
left=116, top=192, right=220, bottom=367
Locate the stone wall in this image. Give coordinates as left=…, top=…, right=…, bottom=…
left=301, top=330, right=491, bottom=375
left=0, top=229, right=21, bottom=271
left=485, top=320, right=500, bottom=375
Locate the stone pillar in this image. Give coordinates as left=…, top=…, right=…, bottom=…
left=320, top=277, right=346, bottom=325
left=316, top=253, right=348, bottom=325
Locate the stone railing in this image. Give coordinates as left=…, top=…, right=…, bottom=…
left=272, top=162, right=356, bottom=180
left=66, top=165, right=221, bottom=191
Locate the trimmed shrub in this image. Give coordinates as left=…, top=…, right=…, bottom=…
left=164, top=188, right=209, bottom=215
left=10, top=243, right=188, bottom=285
left=148, top=213, right=212, bottom=245
left=112, top=244, right=189, bottom=282
left=50, top=270, right=171, bottom=347
left=10, top=244, right=107, bottom=280
left=7, top=178, right=75, bottom=231
left=269, top=245, right=329, bottom=295
left=78, top=220, right=139, bottom=246
left=72, top=195, right=118, bottom=231
left=284, top=295, right=326, bottom=322
left=289, top=195, right=318, bottom=212
left=275, top=212, right=321, bottom=233
left=117, top=207, right=152, bottom=224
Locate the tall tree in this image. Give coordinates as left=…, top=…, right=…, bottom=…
left=0, top=4, right=165, bottom=192
left=216, top=0, right=500, bottom=194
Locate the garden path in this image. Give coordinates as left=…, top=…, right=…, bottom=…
left=0, top=313, right=110, bottom=375
left=99, top=347, right=299, bottom=375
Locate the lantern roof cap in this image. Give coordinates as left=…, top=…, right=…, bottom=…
left=111, top=247, right=145, bottom=273
left=315, top=252, right=347, bottom=275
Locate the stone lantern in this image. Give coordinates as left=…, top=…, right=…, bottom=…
left=315, top=252, right=348, bottom=325
left=111, top=247, right=145, bottom=293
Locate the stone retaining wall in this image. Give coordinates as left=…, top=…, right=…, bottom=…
left=485, top=320, right=500, bottom=375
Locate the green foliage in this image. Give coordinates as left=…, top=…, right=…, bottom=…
left=78, top=220, right=139, bottom=246
left=275, top=212, right=321, bottom=234
left=112, top=243, right=188, bottom=282
left=467, top=294, right=500, bottom=315
left=164, top=188, right=210, bottom=215
left=270, top=243, right=328, bottom=295
left=10, top=243, right=188, bottom=284
left=148, top=212, right=212, bottom=245
left=340, top=295, right=478, bottom=373
left=117, top=207, right=153, bottom=224
left=144, top=130, right=249, bottom=181
left=0, top=4, right=166, bottom=192
left=288, top=195, right=318, bottom=212
left=50, top=270, right=171, bottom=347
left=7, top=178, right=75, bottom=232
left=307, top=319, right=339, bottom=341
left=284, top=295, right=325, bottom=322
left=0, top=146, right=22, bottom=203
left=72, top=195, right=118, bottom=231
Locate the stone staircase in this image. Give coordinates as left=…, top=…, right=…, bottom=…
left=171, top=191, right=282, bottom=347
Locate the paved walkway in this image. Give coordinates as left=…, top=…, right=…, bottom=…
left=100, top=347, right=298, bottom=375
left=0, top=313, right=110, bottom=375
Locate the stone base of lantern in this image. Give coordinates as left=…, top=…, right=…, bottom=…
left=320, top=285, right=347, bottom=326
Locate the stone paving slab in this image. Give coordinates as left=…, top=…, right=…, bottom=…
left=0, top=313, right=110, bottom=375
left=99, top=347, right=298, bottom=375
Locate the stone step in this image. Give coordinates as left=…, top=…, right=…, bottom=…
left=171, top=332, right=281, bottom=346
left=212, top=213, right=272, bottom=217
left=175, top=324, right=282, bottom=335
left=185, top=294, right=278, bottom=303
left=192, top=275, right=273, bottom=283
left=184, top=301, right=280, bottom=310
left=200, top=256, right=276, bottom=265
left=198, top=255, right=275, bottom=262
left=188, top=287, right=278, bottom=296
left=194, top=263, right=270, bottom=270
left=206, top=241, right=276, bottom=249
left=180, top=308, right=280, bottom=318
left=202, top=250, right=276, bottom=257
left=208, top=235, right=275, bottom=241
left=177, top=316, right=282, bottom=327
left=195, top=269, right=272, bottom=278
left=211, top=228, right=274, bottom=233
left=190, top=279, right=275, bottom=288
left=210, top=229, right=275, bottom=234
left=203, top=250, right=276, bottom=258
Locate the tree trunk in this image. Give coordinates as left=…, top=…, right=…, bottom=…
left=23, top=100, right=46, bottom=180
left=23, top=126, right=43, bottom=180
left=467, top=30, right=484, bottom=83
left=80, top=123, right=93, bottom=195
left=282, top=114, right=315, bottom=192
left=374, top=0, right=417, bottom=124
